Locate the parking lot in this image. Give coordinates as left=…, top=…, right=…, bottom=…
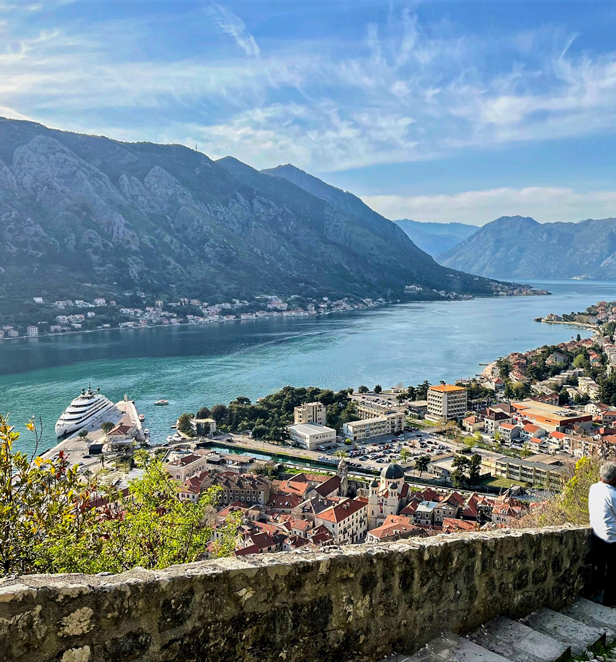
left=317, top=427, right=460, bottom=474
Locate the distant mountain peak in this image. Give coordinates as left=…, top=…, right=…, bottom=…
left=438, top=215, right=616, bottom=280
left=490, top=215, right=539, bottom=226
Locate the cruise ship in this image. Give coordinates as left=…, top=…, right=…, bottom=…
left=54, top=387, right=117, bottom=439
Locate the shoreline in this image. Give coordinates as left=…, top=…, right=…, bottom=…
left=1, top=288, right=550, bottom=344
left=536, top=319, right=599, bottom=332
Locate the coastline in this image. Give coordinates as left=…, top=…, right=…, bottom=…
left=536, top=319, right=599, bottom=332
left=1, top=288, right=550, bottom=344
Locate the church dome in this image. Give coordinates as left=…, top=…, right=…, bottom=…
left=381, top=463, right=405, bottom=480
left=370, top=478, right=379, bottom=488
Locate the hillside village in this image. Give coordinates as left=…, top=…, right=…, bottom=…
left=0, top=292, right=384, bottom=338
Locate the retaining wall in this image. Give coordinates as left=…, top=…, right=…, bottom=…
left=0, top=526, right=593, bottom=662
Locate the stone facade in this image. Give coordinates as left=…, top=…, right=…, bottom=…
left=0, top=526, right=593, bottom=662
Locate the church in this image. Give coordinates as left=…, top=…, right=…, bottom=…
left=367, top=463, right=411, bottom=530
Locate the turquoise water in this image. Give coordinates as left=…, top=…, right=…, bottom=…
left=1, top=279, right=614, bottom=454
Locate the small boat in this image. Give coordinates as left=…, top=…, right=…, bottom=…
left=139, top=414, right=145, bottom=422
left=154, top=399, right=169, bottom=406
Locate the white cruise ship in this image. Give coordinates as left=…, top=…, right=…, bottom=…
left=54, top=387, right=117, bottom=439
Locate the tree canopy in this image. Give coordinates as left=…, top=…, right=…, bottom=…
left=0, top=416, right=238, bottom=576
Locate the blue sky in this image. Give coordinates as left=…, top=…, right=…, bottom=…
left=4, top=0, right=616, bottom=224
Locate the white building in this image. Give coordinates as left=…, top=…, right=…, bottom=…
left=578, top=377, right=601, bottom=401
left=293, top=401, right=327, bottom=426
left=33, top=297, right=43, bottom=304
left=316, top=498, right=368, bottom=544
left=26, top=326, right=39, bottom=337
left=287, top=423, right=336, bottom=450
left=343, top=412, right=405, bottom=441
left=367, top=463, right=411, bottom=529
left=426, top=385, right=467, bottom=421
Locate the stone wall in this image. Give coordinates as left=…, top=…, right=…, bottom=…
left=0, top=526, right=593, bottom=662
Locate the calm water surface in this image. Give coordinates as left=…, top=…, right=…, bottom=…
left=1, top=279, right=614, bottom=453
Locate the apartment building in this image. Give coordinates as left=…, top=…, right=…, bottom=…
left=293, top=402, right=327, bottom=426
left=492, top=456, right=566, bottom=490
left=426, top=384, right=468, bottom=421
left=201, top=472, right=271, bottom=506
left=343, top=412, right=405, bottom=441
left=315, top=498, right=368, bottom=544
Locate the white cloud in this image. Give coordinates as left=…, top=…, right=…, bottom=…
left=209, top=2, right=260, bottom=58
left=4, top=5, right=616, bottom=179
left=363, top=187, right=616, bottom=225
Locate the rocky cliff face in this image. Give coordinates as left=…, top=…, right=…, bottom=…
left=438, top=215, right=616, bottom=279
left=0, top=118, right=503, bottom=300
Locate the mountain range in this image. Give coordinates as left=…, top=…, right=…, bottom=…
left=438, top=215, right=616, bottom=279
left=394, top=219, right=478, bottom=256
left=0, top=119, right=506, bottom=303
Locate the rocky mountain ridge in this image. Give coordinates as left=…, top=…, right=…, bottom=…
left=438, top=215, right=616, bottom=279
left=0, top=119, right=506, bottom=303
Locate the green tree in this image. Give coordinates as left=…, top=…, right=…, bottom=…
left=177, top=413, right=195, bottom=436
left=0, top=416, right=240, bottom=577
left=251, top=424, right=268, bottom=440
left=416, top=380, right=431, bottom=400
left=0, top=416, right=95, bottom=576
left=373, top=385, right=382, bottom=394
left=414, top=454, right=430, bottom=478
left=78, top=429, right=89, bottom=440
left=196, top=406, right=211, bottom=419
left=358, top=385, right=369, bottom=394
left=100, top=421, right=114, bottom=441
left=210, top=404, right=228, bottom=424
left=334, top=450, right=348, bottom=459
left=576, top=333, right=581, bottom=342
left=399, top=447, right=411, bottom=464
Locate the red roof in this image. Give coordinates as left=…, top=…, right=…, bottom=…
left=315, top=475, right=341, bottom=497
left=442, top=518, right=480, bottom=532
left=318, top=498, right=367, bottom=523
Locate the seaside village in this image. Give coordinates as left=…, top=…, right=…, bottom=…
left=0, top=293, right=385, bottom=338
left=43, top=300, right=616, bottom=558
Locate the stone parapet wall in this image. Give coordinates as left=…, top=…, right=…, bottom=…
left=0, top=526, right=593, bottom=662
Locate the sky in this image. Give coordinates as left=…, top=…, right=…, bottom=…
left=4, top=0, right=616, bottom=225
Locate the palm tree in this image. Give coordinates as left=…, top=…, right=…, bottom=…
left=334, top=450, right=348, bottom=459
left=399, top=447, right=411, bottom=465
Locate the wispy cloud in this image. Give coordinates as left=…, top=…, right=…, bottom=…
left=363, top=187, right=616, bottom=225
left=209, top=2, right=260, bottom=58
left=4, top=2, right=616, bottom=180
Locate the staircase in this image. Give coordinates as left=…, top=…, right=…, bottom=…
left=385, top=597, right=616, bottom=661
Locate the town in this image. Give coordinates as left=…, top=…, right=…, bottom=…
left=0, top=292, right=386, bottom=338
left=0, top=282, right=546, bottom=339
left=31, top=297, right=616, bottom=561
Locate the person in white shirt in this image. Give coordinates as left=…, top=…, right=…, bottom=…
left=589, top=461, right=616, bottom=606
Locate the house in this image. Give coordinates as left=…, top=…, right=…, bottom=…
left=442, top=518, right=480, bottom=533
left=366, top=515, right=423, bottom=543
left=463, top=415, right=484, bottom=433
left=497, top=423, right=520, bottom=443
left=483, top=408, right=512, bottom=435
left=413, top=501, right=439, bottom=526
left=519, top=423, right=546, bottom=441
left=546, top=352, right=568, bottom=366
left=165, top=452, right=211, bottom=482
left=201, top=472, right=271, bottom=506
